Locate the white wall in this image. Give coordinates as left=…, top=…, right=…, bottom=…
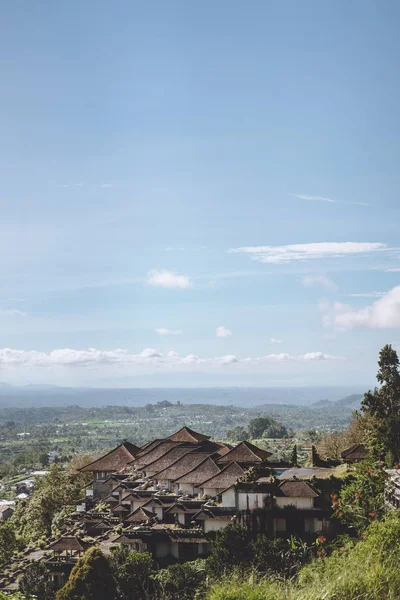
left=204, top=519, right=229, bottom=533
left=275, top=497, right=314, bottom=509
left=221, top=487, right=236, bottom=507
left=202, top=487, right=218, bottom=498
left=237, top=492, right=269, bottom=511
left=178, top=482, right=194, bottom=495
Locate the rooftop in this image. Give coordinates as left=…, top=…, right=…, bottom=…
left=79, top=442, right=140, bottom=473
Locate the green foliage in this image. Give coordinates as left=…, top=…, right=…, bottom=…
left=19, top=561, right=55, bottom=600
left=248, top=417, right=288, bottom=439
left=334, top=461, right=387, bottom=532
left=0, top=520, right=20, bottom=568
left=154, top=560, right=207, bottom=600
left=361, top=344, right=400, bottom=462
left=206, top=524, right=253, bottom=577
left=11, top=465, right=88, bottom=540
left=290, top=444, right=298, bottom=467
left=226, top=426, right=248, bottom=442
left=109, top=546, right=155, bottom=600
left=56, top=547, right=117, bottom=600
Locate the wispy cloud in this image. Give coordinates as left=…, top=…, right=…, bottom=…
left=270, top=338, right=283, bottom=345
left=230, top=242, right=386, bottom=264
left=216, top=326, right=232, bottom=338
left=0, top=309, right=27, bottom=317
left=347, top=291, right=385, bottom=298
left=321, top=285, right=400, bottom=329
left=290, top=193, right=368, bottom=207
left=101, top=183, right=113, bottom=188
left=155, top=328, right=183, bottom=336
left=147, top=269, right=193, bottom=289
left=302, top=274, right=338, bottom=291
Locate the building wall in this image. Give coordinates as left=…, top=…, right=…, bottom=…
left=155, top=541, right=170, bottom=558
left=275, top=497, right=314, bottom=509
left=202, top=487, right=218, bottom=497
left=237, top=492, right=270, bottom=511
left=221, top=487, right=236, bottom=507
left=177, top=482, right=194, bottom=495
left=204, top=518, right=230, bottom=533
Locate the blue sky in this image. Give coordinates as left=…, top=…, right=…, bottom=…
left=1, top=1, right=400, bottom=387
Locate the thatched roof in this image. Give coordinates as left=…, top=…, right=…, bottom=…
left=341, top=443, right=368, bottom=461
left=194, top=506, right=237, bottom=521
left=200, top=461, right=245, bottom=490
left=144, top=446, right=197, bottom=473
left=153, top=452, right=212, bottom=481
left=277, top=480, right=318, bottom=498
left=79, top=442, right=140, bottom=473
left=125, top=506, right=156, bottom=523
left=168, top=426, right=211, bottom=443
left=111, top=503, right=130, bottom=513
left=174, top=456, right=221, bottom=485
left=166, top=500, right=205, bottom=515
left=133, top=441, right=182, bottom=469
left=48, top=536, right=91, bottom=553
left=217, top=441, right=272, bottom=465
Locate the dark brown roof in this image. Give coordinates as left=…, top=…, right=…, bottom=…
left=111, top=503, right=130, bottom=513
left=341, top=443, right=368, bottom=460
left=166, top=500, right=205, bottom=515
left=125, top=506, right=156, bottom=523
left=133, top=441, right=182, bottom=469
left=200, top=461, right=245, bottom=490
left=142, top=496, right=177, bottom=509
left=144, top=446, right=197, bottom=473
left=215, top=443, right=233, bottom=457
left=168, top=426, right=211, bottom=443
left=48, top=536, right=91, bottom=552
left=153, top=452, right=212, bottom=481
left=277, top=480, right=318, bottom=498
left=174, top=456, right=221, bottom=485
left=217, top=441, right=272, bottom=465
left=79, top=442, right=140, bottom=473
left=194, top=506, right=237, bottom=521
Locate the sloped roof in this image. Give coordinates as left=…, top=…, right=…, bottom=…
left=217, top=441, right=272, bottom=465
left=341, top=443, right=368, bottom=460
left=200, top=461, right=245, bottom=490
left=166, top=500, right=205, bottom=515
left=174, top=456, right=221, bottom=485
left=144, top=446, right=197, bottom=473
left=168, top=426, right=211, bottom=443
left=215, top=443, right=233, bottom=457
left=111, top=503, right=130, bottom=513
left=125, top=506, right=156, bottom=523
left=133, top=441, right=182, bottom=469
left=79, top=442, right=140, bottom=473
left=277, top=480, right=319, bottom=498
left=194, top=506, right=237, bottom=521
left=48, top=536, right=91, bottom=552
left=153, top=452, right=212, bottom=481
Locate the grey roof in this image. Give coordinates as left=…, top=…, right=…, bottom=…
left=200, top=461, right=245, bottom=489
left=174, top=456, right=221, bottom=485
left=277, top=480, right=319, bottom=498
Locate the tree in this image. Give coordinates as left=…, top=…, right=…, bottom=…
left=333, top=461, right=388, bottom=532
left=0, top=521, right=19, bottom=568
left=56, top=548, right=117, bottom=600
left=206, top=524, right=253, bottom=576
left=154, top=560, right=207, bottom=600
left=290, top=444, right=298, bottom=467
left=248, top=417, right=288, bottom=440
left=226, top=426, right=248, bottom=442
left=361, top=344, right=400, bottom=462
left=19, top=562, right=55, bottom=600
left=109, top=547, right=154, bottom=600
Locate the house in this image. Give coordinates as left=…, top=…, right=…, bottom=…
left=194, top=506, right=238, bottom=533
left=341, top=443, right=368, bottom=464
left=46, top=536, right=93, bottom=589
left=216, top=441, right=272, bottom=468
left=273, top=480, right=331, bottom=536
left=79, top=442, right=140, bottom=497
left=152, top=452, right=212, bottom=491
left=0, top=504, right=14, bottom=521
left=200, top=461, right=245, bottom=497
left=173, top=456, right=221, bottom=496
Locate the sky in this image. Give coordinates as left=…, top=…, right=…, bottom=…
left=1, top=0, right=400, bottom=387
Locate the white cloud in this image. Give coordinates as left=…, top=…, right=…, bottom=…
left=155, top=328, right=183, bottom=336
left=302, top=274, right=338, bottom=291
left=0, top=347, right=341, bottom=370
left=290, top=193, right=368, bottom=207
left=270, top=338, right=283, bottom=345
left=140, top=348, right=162, bottom=358
left=0, top=309, right=27, bottom=317
left=216, top=326, right=232, bottom=338
left=347, top=291, right=385, bottom=298
left=147, top=269, right=192, bottom=289
left=101, top=183, right=113, bottom=188
left=321, top=285, right=400, bottom=329
left=230, top=242, right=386, bottom=264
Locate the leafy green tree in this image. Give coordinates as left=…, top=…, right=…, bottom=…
left=226, top=426, right=248, bottom=441
left=19, top=561, right=55, bottom=600
left=334, top=461, right=387, bottom=532
left=154, top=560, right=207, bottom=600
left=290, top=444, right=298, bottom=467
left=248, top=417, right=288, bottom=439
left=0, top=521, right=19, bottom=568
left=109, top=546, right=154, bottom=600
left=207, top=524, right=253, bottom=576
left=56, top=547, right=117, bottom=600
left=361, top=344, right=400, bottom=462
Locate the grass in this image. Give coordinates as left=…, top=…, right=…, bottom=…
left=207, top=513, right=400, bottom=600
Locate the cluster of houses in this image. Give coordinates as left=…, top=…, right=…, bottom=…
left=0, top=427, right=366, bottom=593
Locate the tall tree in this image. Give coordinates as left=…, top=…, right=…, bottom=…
left=56, top=547, right=117, bottom=600
left=361, top=344, right=400, bottom=462
left=290, top=444, right=298, bottom=467
left=19, top=562, right=55, bottom=600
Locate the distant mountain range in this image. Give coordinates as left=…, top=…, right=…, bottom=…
left=312, top=393, right=364, bottom=409
left=0, top=384, right=368, bottom=409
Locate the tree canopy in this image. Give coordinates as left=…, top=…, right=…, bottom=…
left=56, top=547, right=117, bottom=600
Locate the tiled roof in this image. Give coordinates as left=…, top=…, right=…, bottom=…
left=341, top=443, right=368, bottom=460
left=125, top=506, right=156, bottom=523
left=174, top=456, right=221, bottom=485
left=194, top=506, right=237, bottom=521
left=79, top=442, right=140, bottom=473
left=144, top=446, right=197, bottom=474
left=48, top=536, right=91, bottom=552
left=277, top=480, right=319, bottom=498
left=133, top=441, right=183, bottom=469
left=217, top=441, right=272, bottom=465
left=200, top=461, right=245, bottom=490
left=168, top=426, right=211, bottom=443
